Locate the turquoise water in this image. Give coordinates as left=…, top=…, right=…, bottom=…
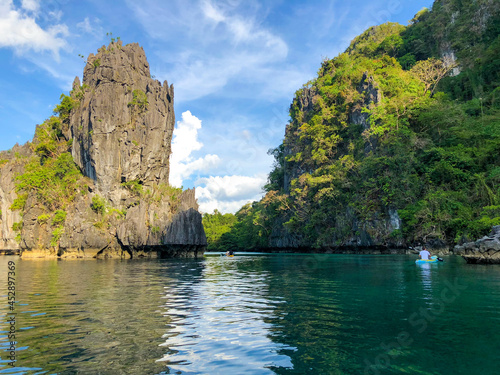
left=0, top=254, right=499, bottom=374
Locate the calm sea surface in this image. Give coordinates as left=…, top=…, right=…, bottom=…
left=0, top=253, right=499, bottom=374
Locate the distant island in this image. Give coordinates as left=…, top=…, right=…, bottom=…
left=0, top=40, right=206, bottom=259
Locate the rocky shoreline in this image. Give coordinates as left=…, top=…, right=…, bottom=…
left=19, top=244, right=205, bottom=259
left=454, top=225, right=500, bottom=264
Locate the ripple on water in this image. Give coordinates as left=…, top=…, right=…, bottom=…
left=0, top=255, right=499, bottom=374
left=157, top=259, right=295, bottom=373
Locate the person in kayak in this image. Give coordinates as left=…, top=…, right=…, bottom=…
left=419, top=247, right=432, bottom=260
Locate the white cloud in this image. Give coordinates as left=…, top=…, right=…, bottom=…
left=0, top=0, right=68, bottom=57
left=170, top=154, right=221, bottom=188
left=168, top=110, right=268, bottom=213
left=77, top=17, right=93, bottom=33
left=48, top=10, right=63, bottom=22
left=21, top=0, right=39, bottom=14
left=171, top=110, right=203, bottom=161
left=76, top=17, right=103, bottom=37
left=195, top=174, right=267, bottom=214
left=202, top=0, right=225, bottom=23
left=197, top=175, right=266, bottom=200
left=127, top=0, right=296, bottom=103
left=169, top=111, right=221, bottom=187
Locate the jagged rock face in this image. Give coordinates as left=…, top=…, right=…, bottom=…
left=435, top=0, right=500, bottom=74
left=0, top=144, right=32, bottom=251
left=70, top=40, right=175, bottom=199
left=350, top=72, right=381, bottom=154
left=295, top=86, right=316, bottom=113
left=268, top=215, right=303, bottom=248
left=18, top=168, right=206, bottom=260
left=283, top=87, right=317, bottom=193
left=350, top=72, right=381, bottom=130
left=454, top=226, right=500, bottom=264
left=163, top=208, right=207, bottom=246
left=274, top=71, right=406, bottom=252
left=115, top=189, right=206, bottom=249
left=284, top=72, right=381, bottom=194
left=267, top=207, right=407, bottom=251
left=0, top=41, right=207, bottom=259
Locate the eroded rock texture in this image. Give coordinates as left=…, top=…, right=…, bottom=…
left=350, top=72, right=382, bottom=130
left=70, top=41, right=175, bottom=200
left=454, top=226, right=500, bottom=264
left=0, top=144, right=32, bottom=253
left=1, top=41, right=206, bottom=259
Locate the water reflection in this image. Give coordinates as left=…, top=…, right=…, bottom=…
left=259, top=254, right=361, bottom=374
left=0, top=255, right=499, bottom=374
left=0, top=257, right=168, bottom=374
left=157, top=257, right=294, bottom=373
left=417, top=263, right=433, bottom=292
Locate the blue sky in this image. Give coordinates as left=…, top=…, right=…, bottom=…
left=0, top=0, right=432, bottom=213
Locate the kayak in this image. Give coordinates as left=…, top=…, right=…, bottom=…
left=416, top=256, right=439, bottom=264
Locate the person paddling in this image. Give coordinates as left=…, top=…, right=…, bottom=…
left=419, top=247, right=431, bottom=260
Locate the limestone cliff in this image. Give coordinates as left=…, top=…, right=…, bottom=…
left=349, top=72, right=381, bottom=131
left=273, top=72, right=406, bottom=253
left=70, top=41, right=174, bottom=200
left=1, top=41, right=206, bottom=259
left=0, top=144, right=32, bottom=252
left=236, top=0, right=500, bottom=257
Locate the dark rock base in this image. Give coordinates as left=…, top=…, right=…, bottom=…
left=454, top=225, right=500, bottom=264
left=20, top=245, right=206, bottom=259
left=238, top=246, right=453, bottom=256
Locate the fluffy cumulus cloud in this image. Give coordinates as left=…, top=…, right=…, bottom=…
left=195, top=174, right=267, bottom=214
left=169, top=110, right=268, bottom=213
left=169, top=111, right=221, bottom=187
left=0, top=0, right=68, bottom=57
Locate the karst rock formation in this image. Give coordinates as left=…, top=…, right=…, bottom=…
left=0, top=40, right=206, bottom=258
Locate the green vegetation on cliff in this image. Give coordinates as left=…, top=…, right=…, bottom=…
left=9, top=96, right=87, bottom=245
left=204, top=0, right=500, bottom=251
